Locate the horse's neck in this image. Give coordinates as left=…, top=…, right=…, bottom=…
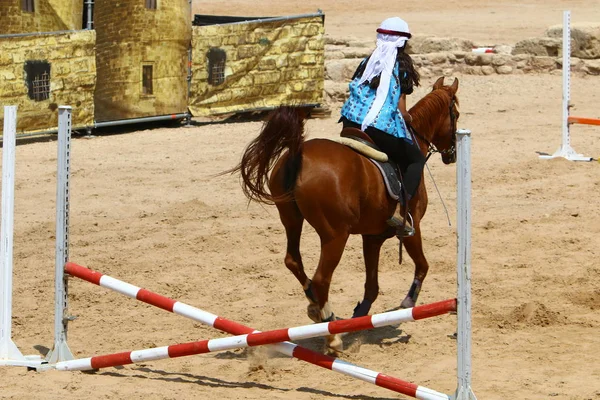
left=410, top=93, right=446, bottom=152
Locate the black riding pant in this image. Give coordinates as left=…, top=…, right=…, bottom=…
left=341, top=118, right=426, bottom=199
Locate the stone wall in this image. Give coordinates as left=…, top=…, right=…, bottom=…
left=189, top=15, right=324, bottom=117
left=324, top=29, right=600, bottom=102
left=0, top=0, right=83, bottom=35
left=94, top=0, right=191, bottom=122
left=0, top=30, right=96, bottom=135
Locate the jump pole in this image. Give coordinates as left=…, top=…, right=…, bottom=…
left=44, top=106, right=74, bottom=363
left=0, top=106, right=43, bottom=367
left=454, top=129, right=477, bottom=400
left=62, top=262, right=454, bottom=400
left=539, top=10, right=593, bottom=162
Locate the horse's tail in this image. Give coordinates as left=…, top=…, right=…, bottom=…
left=231, top=106, right=306, bottom=205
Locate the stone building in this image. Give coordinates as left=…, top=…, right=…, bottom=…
left=0, top=1, right=326, bottom=136
left=189, top=13, right=325, bottom=117
left=0, top=0, right=85, bottom=35
left=94, top=0, right=191, bottom=122
left=0, top=0, right=95, bottom=134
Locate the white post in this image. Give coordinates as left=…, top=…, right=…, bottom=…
left=45, top=106, right=74, bottom=363
left=539, top=10, right=592, bottom=162
left=454, top=129, right=477, bottom=400
left=0, top=106, right=42, bottom=368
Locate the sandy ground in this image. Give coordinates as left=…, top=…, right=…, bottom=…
left=2, top=1, right=600, bottom=400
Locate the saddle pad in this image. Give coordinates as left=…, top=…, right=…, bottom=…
left=369, top=159, right=402, bottom=202
left=333, top=137, right=403, bottom=202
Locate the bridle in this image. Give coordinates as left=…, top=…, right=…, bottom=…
left=410, top=95, right=458, bottom=162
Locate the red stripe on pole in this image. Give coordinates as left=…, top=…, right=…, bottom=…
left=168, top=341, right=210, bottom=358
left=328, top=315, right=374, bottom=335
left=246, top=329, right=290, bottom=346
left=65, top=262, right=103, bottom=285
left=213, top=317, right=254, bottom=336
left=375, top=374, right=418, bottom=397
left=412, top=299, right=457, bottom=320
left=91, top=351, right=133, bottom=369
left=292, top=346, right=335, bottom=370
left=137, top=289, right=176, bottom=312
left=568, top=116, right=600, bottom=126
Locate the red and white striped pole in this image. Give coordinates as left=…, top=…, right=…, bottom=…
left=63, top=262, right=455, bottom=400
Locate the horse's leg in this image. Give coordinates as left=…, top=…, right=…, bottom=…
left=352, top=235, right=386, bottom=318
left=276, top=202, right=311, bottom=294
left=400, top=227, right=429, bottom=309
left=308, top=233, right=349, bottom=352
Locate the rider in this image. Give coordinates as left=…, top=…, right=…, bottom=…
left=339, top=16, right=424, bottom=236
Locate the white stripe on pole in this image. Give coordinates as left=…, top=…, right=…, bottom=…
left=173, top=302, right=218, bottom=326
left=371, top=308, right=413, bottom=328
left=207, top=335, right=249, bottom=352
left=288, top=323, right=331, bottom=341
left=416, top=386, right=451, bottom=400
left=100, top=276, right=141, bottom=298
left=331, top=359, right=378, bottom=383
left=131, top=347, right=169, bottom=362
left=267, top=341, right=296, bottom=357
left=56, top=357, right=92, bottom=371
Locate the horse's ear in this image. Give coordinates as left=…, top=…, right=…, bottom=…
left=433, top=76, right=445, bottom=90
left=450, top=78, right=459, bottom=94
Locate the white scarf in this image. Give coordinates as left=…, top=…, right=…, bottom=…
left=358, top=33, right=408, bottom=131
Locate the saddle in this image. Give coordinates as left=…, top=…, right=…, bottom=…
left=339, top=128, right=402, bottom=203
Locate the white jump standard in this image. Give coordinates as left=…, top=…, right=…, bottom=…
left=540, top=10, right=595, bottom=162
left=0, top=106, right=43, bottom=368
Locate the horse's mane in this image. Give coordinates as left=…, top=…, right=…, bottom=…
left=409, top=87, right=458, bottom=136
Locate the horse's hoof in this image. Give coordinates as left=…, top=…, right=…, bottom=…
left=307, top=304, right=321, bottom=323
left=326, top=334, right=344, bottom=354
left=351, top=300, right=372, bottom=318
left=400, top=297, right=416, bottom=309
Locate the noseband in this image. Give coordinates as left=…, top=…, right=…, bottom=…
left=411, top=96, right=458, bottom=162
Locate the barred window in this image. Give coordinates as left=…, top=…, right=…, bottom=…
left=21, top=0, right=34, bottom=12
left=142, top=65, right=153, bottom=95
left=207, top=48, right=226, bottom=86
left=24, top=61, right=51, bottom=102
left=145, top=0, right=157, bottom=9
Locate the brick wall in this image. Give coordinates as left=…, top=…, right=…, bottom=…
left=189, top=15, right=325, bottom=117
left=0, top=0, right=83, bottom=35
left=0, top=30, right=96, bottom=135
left=94, top=0, right=191, bottom=122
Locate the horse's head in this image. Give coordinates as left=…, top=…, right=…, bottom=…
left=432, top=77, right=460, bottom=164
left=411, top=76, right=460, bottom=165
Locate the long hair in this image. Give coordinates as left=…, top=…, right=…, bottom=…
left=352, top=46, right=420, bottom=91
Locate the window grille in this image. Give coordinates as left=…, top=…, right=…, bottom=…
left=21, top=0, right=34, bottom=12
left=207, top=48, right=226, bottom=86
left=24, top=61, right=51, bottom=102
left=145, top=0, right=157, bottom=9
left=142, top=65, right=153, bottom=95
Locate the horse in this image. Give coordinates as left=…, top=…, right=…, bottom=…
left=229, top=76, right=460, bottom=351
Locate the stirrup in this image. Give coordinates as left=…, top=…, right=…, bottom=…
left=400, top=212, right=415, bottom=237
left=386, top=205, right=415, bottom=237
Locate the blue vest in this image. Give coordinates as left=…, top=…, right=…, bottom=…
left=341, top=61, right=410, bottom=141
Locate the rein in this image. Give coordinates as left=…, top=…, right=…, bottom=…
left=410, top=97, right=458, bottom=161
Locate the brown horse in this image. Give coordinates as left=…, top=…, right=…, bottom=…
left=230, top=76, right=459, bottom=351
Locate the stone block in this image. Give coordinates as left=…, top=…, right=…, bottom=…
left=546, top=22, right=600, bottom=59
left=481, top=66, right=495, bottom=75
left=496, top=65, right=513, bottom=74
